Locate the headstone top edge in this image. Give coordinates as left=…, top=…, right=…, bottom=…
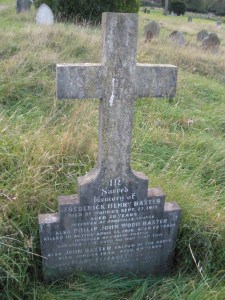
left=164, top=201, right=181, bottom=211
left=136, top=63, right=177, bottom=69
left=38, top=4, right=52, bottom=9
left=132, top=170, right=148, bottom=181
left=57, top=63, right=103, bottom=68
left=102, top=12, right=138, bottom=17
left=58, top=194, right=79, bottom=205
left=39, top=213, right=59, bottom=224
left=148, top=187, right=165, bottom=197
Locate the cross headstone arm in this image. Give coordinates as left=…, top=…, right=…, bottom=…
left=135, top=64, right=177, bottom=98
left=57, top=63, right=105, bottom=99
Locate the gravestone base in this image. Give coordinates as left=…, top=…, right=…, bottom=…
left=39, top=186, right=181, bottom=282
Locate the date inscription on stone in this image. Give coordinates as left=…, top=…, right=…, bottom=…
left=39, top=180, right=180, bottom=281
left=38, top=12, right=180, bottom=281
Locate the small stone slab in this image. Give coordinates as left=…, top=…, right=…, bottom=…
left=36, top=4, right=54, bottom=25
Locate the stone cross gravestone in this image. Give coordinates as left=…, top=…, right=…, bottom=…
left=39, top=13, right=181, bottom=282
left=35, top=4, right=54, bottom=25
left=16, top=0, right=32, bottom=13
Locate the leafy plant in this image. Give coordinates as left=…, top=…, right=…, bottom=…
left=169, top=0, right=186, bottom=15
left=33, top=0, right=141, bottom=23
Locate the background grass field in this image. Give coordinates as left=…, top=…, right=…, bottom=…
left=0, top=1, right=225, bottom=299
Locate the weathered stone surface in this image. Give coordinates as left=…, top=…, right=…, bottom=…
left=217, top=17, right=222, bottom=27
left=39, top=13, right=180, bottom=282
left=57, top=63, right=177, bottom=100
left=197, top=30, right=209, bottom=42
left=208, top=12, right=215, bottom=19
left=39, top=188, right=181, bottom=280
left=16, top=0, right=31, bottom=13
left=169, top=31, right=186, bottom=46
left=188, top=16, right=192, bottom=22
left=202, top=33, right=220, bottom=52
left=35, top=4, right=54, bottom=25
left=144, top=20, right=160, bottom=37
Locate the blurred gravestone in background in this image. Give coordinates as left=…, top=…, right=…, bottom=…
left=202, top=33, right=220, bottom=53
left=16, top=0, right=32, bottom=13
left=35, top=4, right=54, bottom=25
left=197, top=30, right=209, bottom=42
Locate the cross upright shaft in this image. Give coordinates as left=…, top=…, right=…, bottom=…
left=57, top=13, right=177, bottom=200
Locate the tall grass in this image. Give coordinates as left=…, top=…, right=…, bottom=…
left=0, top=1, right=224, bottom=299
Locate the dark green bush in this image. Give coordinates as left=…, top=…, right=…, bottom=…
left=34, top=0, right=140, bottom=23
left=209, top=0, right=225, bottom=16
left=169, top=0, right=186, bottom=16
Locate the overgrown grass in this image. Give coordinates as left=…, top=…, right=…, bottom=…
left=0, top=1, right=225, bottom=299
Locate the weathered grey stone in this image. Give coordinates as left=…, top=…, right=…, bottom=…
left=57, top=63, right=177, bottom=100
left=16, top=0, right=32, bottom=13
left=217, top=17, right=222, bottom=28
left=188, top=16, right=192, bottom=22
left=169, top=31, right=186, bottom=46
left=35, top=4, right=54, bottom=25
left=144, top=20, right=160, bottom=37
left=201, top=33, right=220, bottom=52
left=39, top=13, right=180, bottom=282
left=208, top=12, right=215, bottom=19
left=197, top=30, right=209, bottom=42
left=163, top=0, right=169, bottom=15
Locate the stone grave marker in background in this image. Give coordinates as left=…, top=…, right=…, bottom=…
left=188, top=16, right=192, bottom=22
left=144, top=20, right=160, bottom=38
left=217, top=17, right=222, bottom=28
left=197, top=29, right=209, bottom=42
left=16, top=0, right=32, bottom=13
left=169, top=31, right=186, bottom=46
left=144, top=20, right=160, bottom=36
left=208, top=12, right=214, bottom=19
left=39, top=12, right=181, bottom=282
left=35, top=4, right=54, bottom=25
left=202, top=33, right=220, bottom=53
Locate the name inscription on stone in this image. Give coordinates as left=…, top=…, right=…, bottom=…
left=39, top=12, right=180, bottom=281
left=39, top=179, right=180, bottom=279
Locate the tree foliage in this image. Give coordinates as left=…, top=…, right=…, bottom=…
left=186, top=0, right=217, bottom=13
left=169, top=0, right=186, bottom=15
left=34, top=0, right=141, bottom=23
left=209, top=0, right=225, bottom=15
left=162, top=0, right=224, bottom=14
